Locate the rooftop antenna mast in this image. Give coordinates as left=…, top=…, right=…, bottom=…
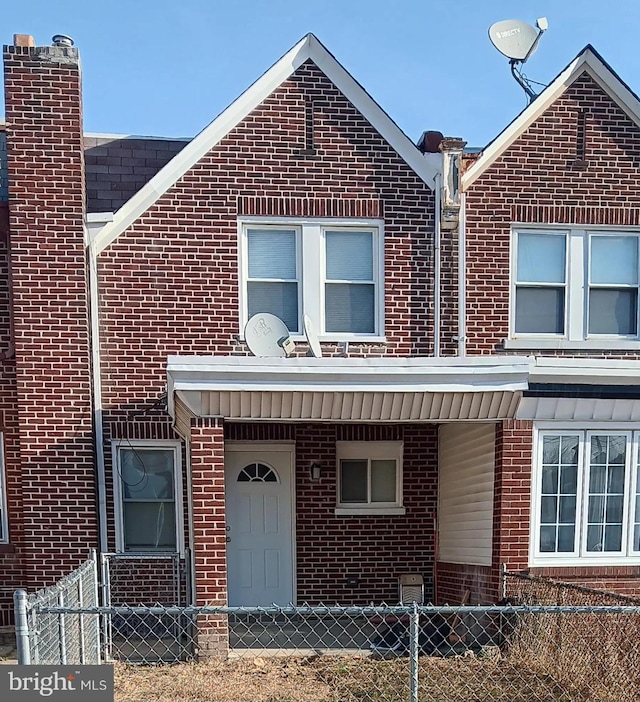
left=488, top=17, right=549, bottom=103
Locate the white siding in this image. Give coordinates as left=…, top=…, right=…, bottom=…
left=438, top=424, right=495, bottom=566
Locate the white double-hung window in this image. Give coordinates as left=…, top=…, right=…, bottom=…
left=113, top=441, right=183, bottom=553
left=532, top=428, right=640, bottom=565
left=240, top=219, right=384, bottom=339
left=511, top=229, right=640, bottom=347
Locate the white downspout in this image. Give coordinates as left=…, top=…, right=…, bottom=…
left=458, top=193, right=467, bottom=357
left=88, top=234, right=108, bottom=554
left=433, top=173, right=442, bottom=357
left=185, top=439, right=196, bottom=605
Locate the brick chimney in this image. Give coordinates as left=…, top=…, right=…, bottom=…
left=3, top=35, right=97, bottom=586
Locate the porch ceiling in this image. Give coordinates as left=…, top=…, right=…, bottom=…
left=167, top=356, right=531, bottom=428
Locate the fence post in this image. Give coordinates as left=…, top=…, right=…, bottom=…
left=409, top=603, right=419, bottom=702
left=58, top=591, right=67, bottom=665
left=91, top=549, right=101, bottom=663
left=78, top=576, right=86, bottom=664
left=501, top=563, right=507, bottom=599
left=101, top=553, right=112, bottom=661
left=13, top=589, right=31, bottom=665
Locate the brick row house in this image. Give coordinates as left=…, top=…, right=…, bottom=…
left=1, top=31, right=640, bottom=632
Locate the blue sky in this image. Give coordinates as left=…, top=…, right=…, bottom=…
left=3, top=0, right=640, bottom=147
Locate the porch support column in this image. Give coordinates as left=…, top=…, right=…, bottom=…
left=190, top=417, right=228, bottom=658
left=493, top=419, right=533, bottom=596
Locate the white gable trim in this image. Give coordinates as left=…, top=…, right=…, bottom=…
left=462, top=48, right=640, bottom=189
left=93, top=34, right=438, bottom=254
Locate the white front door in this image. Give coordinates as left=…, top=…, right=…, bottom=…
left=225, top=446, right=294, bottom=606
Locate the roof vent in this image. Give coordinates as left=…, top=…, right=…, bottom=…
left=51, top=34, right=74, bottom=47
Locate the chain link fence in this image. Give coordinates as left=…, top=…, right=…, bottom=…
left=502, top=569, right=640, bottom=702
left=14, top=549, right=100, bottom=665
left=28, top=601, right=640, bottom=702
left=14, top=559, right=640, bottom=701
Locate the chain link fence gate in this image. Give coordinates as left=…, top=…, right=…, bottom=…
left=100, top=552, right=189, bottom=662
left=13, top=549, right=100, bottom=665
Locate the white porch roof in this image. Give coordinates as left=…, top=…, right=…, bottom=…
left=167, top=356, right=532, bottom=431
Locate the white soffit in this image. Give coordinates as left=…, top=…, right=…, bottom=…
left=518, top=397, right=640, bottom=422
left=167, top=356, right=530, bottom=423
left=93, top=34, right=439, bottom=254
left=462, top=46, right=640, bottom=189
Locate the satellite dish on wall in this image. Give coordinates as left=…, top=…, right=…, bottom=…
left=244, top=313, right=295, bottom=358
left=488, top=19, right=540, bottom=61
left=303, top=314, right=322, bottom=358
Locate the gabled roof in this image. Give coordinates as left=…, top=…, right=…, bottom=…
left=93, top=34, right=440, bottom=254
left=462, top=45, right=640, bottom=189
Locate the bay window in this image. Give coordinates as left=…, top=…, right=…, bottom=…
left=533, top=429, right=640, bottom=564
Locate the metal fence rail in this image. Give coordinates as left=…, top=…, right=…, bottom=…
left=13, top=550, right=100, bottom=665
left=31, top=602, right=640, bottom=702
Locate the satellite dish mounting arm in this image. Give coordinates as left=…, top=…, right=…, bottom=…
left=510, top=59, right=538, bottom=102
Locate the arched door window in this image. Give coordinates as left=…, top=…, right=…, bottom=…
left=237, top=462, right=279, bottom=483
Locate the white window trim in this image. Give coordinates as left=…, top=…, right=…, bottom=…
left=530, top=424, right=640, bottom=567
left=238, top=217, right=386, bottom=342
left=112, top=440, right=184, bottom=556
left=335, top=440, right=404, bottom=516
left=0, top=435, right=7, bottom=543
left=509, top=225, right=640, bottom=350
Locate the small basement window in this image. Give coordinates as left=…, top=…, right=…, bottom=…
left=335, top=441, right=404, bottom=515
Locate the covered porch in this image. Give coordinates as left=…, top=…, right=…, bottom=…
left=167, top=356, right=530, bottom=619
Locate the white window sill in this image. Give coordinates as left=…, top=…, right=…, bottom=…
left=334, top=507, right=406, bottom=516
left=505, top=338, right=640, bottom=351
left=530, top=556, right=640, bottom=567
left=238, top=334, right=388, bottom=345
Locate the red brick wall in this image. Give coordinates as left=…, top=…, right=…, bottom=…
left=464, top=72, right=640, bottom=356
left=96, top=60, right=436, bottom=426
left=435, top=563, right=495, bottom=605
left=0, top=203, right=21, bottom=624
left=528, top=566, right=640, bottom=597
left=224, top=422, right=438, bottom=605
left=93, top=61, right=437, bottom=607
left=3, top=43, right=97, bottom=589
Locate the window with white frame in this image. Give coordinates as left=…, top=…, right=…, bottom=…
left=512, top=229, right=640, bottom=343
left=335, top=441, right=404, bottom=515
left=240, top=220, right=384, bottom=339
left=113, top=442, right=182, bottom=553
left=532, top=429, right=640, bottom=564
left=0, top=436, right=7, bottom=543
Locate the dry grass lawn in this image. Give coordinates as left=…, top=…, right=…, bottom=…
left=113, top=656, right=579, bottom=702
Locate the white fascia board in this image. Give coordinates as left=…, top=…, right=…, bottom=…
left=94, top=34, right=437, bottom=255
left=531, top=356, right=640, bottom=385
left=462, top=48, right=640, bottom=189
left=86, top=212, right=114, bottom=224
left=167, top=356, right=532, bottom=394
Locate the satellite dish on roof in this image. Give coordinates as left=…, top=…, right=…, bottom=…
left=488, top=17, right=549, bottom=103
left=489, top=19, right=539, bottom=61
left=303, top=314, right=322, bottom=358
left=244, top=313, right=295, bottom=358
